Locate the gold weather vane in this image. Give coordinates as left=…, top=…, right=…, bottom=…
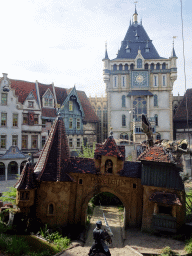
left=173, top=36, right=177, bottom=46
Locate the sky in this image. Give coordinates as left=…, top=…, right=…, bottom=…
left=0, top=0, right=191, bottom=97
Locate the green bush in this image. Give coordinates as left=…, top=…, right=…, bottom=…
left=160, top=246, right=177, bottom=256
left=185, top=237, right=192, bottom=254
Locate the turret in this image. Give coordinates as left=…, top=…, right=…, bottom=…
left=102, top=42, right=110, bottom=83
left=133, top=5, right=138, bottom=24
left=170, top=40, right=178, bottom=83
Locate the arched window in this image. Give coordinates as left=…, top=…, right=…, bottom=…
left=120, top=133, right=128, bottom=140
left=150, top=63, right=154, bottom=70
left=145, top=63, right=148, bottom=70
left=122, top=115, right=126, bottom=127
left=48, top=203, right=54, bottom=215
left=113, top=64, right=117, bottom=71
left=119, top=64, right=123, bottom=71
left=130, top=64, right=134, bottom=70
left=156, top=133, right=161, bottom=140
left=105, top=160, right=113, bottom=174
left=133, top=97, right=147, bottom=121
left=162, top=62, right=166, bottom=70
left=154, top=95, right=158, bottom=107
left=154, top=114, right=158, bottom=126
left=125, top=64, right=128, bottom=70
left=122, top=95, right=126, bottom=107
left=156, top=63, right=160, bottom=70
left=137, top=59, right=142, bottom=68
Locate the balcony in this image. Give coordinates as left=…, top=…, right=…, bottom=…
left=152, top=214, right=177, bottom=233
left=22, top=124, right=42, bottom=133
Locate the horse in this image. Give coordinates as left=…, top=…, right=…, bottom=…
left=90, top=229, right=112, bottom=256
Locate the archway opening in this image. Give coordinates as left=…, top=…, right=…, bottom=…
left=0, top=162, right=5, bottom=181
left=8, top=161, right=18, bottom=180
left=86, top=192, right=125, bottom=232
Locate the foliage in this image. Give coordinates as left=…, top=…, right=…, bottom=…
left=92, top=192, right=122, bottom=206
left=185, top=237, right=192, bottom=254
left=160, top=246, right=177, bottom=256
left=37, top=224, right=70, bottom=251
left=0, top=186, right=17, bottom=205
left=186, top=189, right=192, bottom=215
left=76, top=143, right=96, bottom=158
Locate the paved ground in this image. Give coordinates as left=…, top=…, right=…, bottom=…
left=61, top=206, right=141, bottom=256
left=0, top=180, right=17, bottom=193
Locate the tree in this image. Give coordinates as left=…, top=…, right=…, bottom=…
left=76, top=143, right=96, bottom=158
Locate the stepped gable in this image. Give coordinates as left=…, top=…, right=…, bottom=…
left=120, top=161, right=141, bottom=178
left=95, top=136, right=125, bottom=160
left=149, top=191, right=182, bottom=206
left=10, top=79, right=38, bottom=104
left=137, top=145, right=171, bottom=163
left=68, top=157, right=98, bottom=174
left=77, top=90, right=99, bottom=123
left=174, top=89, right=192, bottom=121
left=34, top=116, right=73, bottom=182
left=15, top=162, right=36, bottom=190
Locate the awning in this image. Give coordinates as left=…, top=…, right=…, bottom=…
left=149, top=192, right=182, bottom=206
left=127, top=90, right=154, bottom=97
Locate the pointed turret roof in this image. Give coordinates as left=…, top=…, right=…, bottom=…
left=115, top=8, right=164, bottom=60
left=94, top=135, right=125, bottom=160
left=171, top=44, right=177, bottom=58
left=34, top=116, right=73, bottom=182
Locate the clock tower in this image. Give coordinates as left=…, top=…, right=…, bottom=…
left=103, top=6, right=177, bottom=158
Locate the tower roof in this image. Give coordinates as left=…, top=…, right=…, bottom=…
left=171, top=45, right=177, bottom=58
left=116, top=22, right=163, bottom=59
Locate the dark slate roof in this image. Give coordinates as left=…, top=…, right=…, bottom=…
left=171, top=46, right=177, bottom=58
left=149, top=191, right=182, bottom=206
left=0, top=146, right=27, bottom=160
left=10, top=79, right=38, bottom=104
left=15, top=162, right=36, bottom=190
left=116, top=23, right=163, bottom=60
left=34, top=116, right=72, bottom=182
left=95, top=136, right=125, bottom=160
left=120, top=161, right=141, bottom=178
left=77, top=90, right=99, bottom=123
left=68, top=157, right=98, bottom=174
left=42, top=108, right=56, bottom=118
left=173, top=89, right=192, bottom=121
left=127, top=90, right=153, bottom=97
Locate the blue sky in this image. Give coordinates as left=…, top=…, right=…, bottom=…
left=0, top=0, right=191, bottom=97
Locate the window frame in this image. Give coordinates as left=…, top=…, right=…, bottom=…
left=1, top=93, right=7, bottom=105
left=1, top=113, right=7, bottom=127
left=121, top=75, right=126, bottom=88
left=69, top=101, right=73, bottom=111
left=162, top=74, right=167, bottom=87
left=69, top=118, right=73, bottom=129
left=0, top=135, right=6, bottom=149
left=13, top=114, right=18, bottom=127
left=22, top=135, right=28, bottom=149
left=154, top=95, right=158, bottom=107
left=122, top=95, right=126, bottom=108
left=113, top=75, right=118, bottom=88
left=137, top=59, right=142, bottom=69
left=31, top=135, right=38, bottom=149
left=28, top=101, right=34, bottom=108
left=12, top=135, right=18, bottom=146
left=122, top=114, right=126, bottom=127
left=69, top=138, right=73, bottom=148
left=153, top=75, right=158, bottom=87
left=76, top=118, right=81, bottom=130
left=77, top=138, right=81, bottom=148
left=154, top=114, right=158, bottom=126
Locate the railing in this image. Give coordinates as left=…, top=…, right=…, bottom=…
left=152, top=214, right=177, bottom=233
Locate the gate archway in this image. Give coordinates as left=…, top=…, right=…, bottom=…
left=81, top=186, right=129, bottom=228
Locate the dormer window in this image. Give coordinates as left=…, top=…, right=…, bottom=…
left=145, top=48, right=149, bottom=53
left=126, top=48, right=131, bottom=53
left=136, top=36, right=139, bottom=40
left=69, top=101, right=73, bottom=111
left=28, top=101, right=34, bottom=108
left=44, top=98, right=53, bottom=107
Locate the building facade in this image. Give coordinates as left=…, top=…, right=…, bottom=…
left=0, top=74, right=98, bottom=181
left=102, top=7, right=177, bottom=157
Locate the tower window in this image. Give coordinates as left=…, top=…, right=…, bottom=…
left=125, top=64, right=128, bottom=70
left=130, top=64, right=134, bottom=70
left=137, top=59, right=142, bottom=68
left=145, top=63, right=148, bottom=70
left=113, top=76, right=118, bottom=87
left=156, top=63, right=160, bottom=70
left=154, top=95, right=158, bottom=107
left=105, top=160, right=113, bottom=174
left=122, top=115, right=126, bottom=127
left=162, top=75, right=166, bottom=86
left=153, top=75, right=158, bottom=87
left=150, top=63, right=154, bottom=70
left=122, top=95, right=126, bottom=107
left=119, top=64, right=123, bottom=71
left=113, top=64, right=117, bottom=71
left=162, top=62, right=166, bottom=70
left=79, top=178, right=83, bottom=185
left=121, top=76, right=126, bottom=87
left=154, top=114, right=158, bottom=126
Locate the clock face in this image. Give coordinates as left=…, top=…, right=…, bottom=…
left=132, top=71, right=149, bottom=88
